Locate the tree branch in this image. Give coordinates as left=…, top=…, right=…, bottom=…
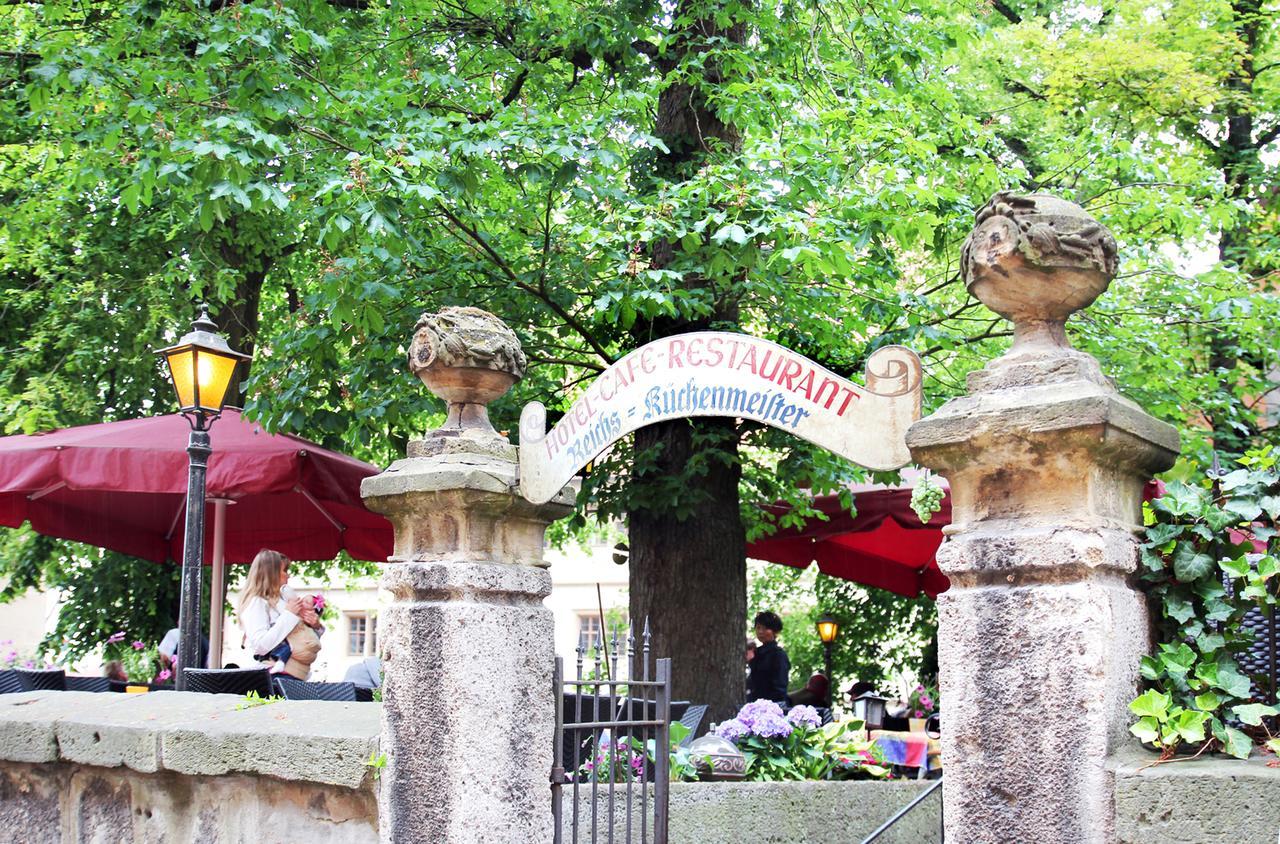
left=433, top=200, right=615, bottom=364
left=1256, top=123, right=1280, bottom=149
left=990, top=1, right=1023, bottom=24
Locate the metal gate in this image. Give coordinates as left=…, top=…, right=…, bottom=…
left=552, top=625, right=671, bottom=844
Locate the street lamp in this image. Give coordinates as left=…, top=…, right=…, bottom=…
left=157, top=305, right=251, bottom=690
left=815, top=612, right=839, bottom=708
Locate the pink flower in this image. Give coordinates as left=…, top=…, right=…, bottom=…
left=916, top=684, right=925, bottom=691
left=156, top=669, right=172, bottom=682
left=312, top=595, right=326, bottom=613
left=920, top=696, right=933, bottom=709
left=132, top=641, right=146, bottom=650
left=106, top=631, right=126, bottom=644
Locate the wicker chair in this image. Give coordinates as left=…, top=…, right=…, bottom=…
left=14, top=668, right=66, bottom=691
left=182, top=667, right=272, bottom=697
left=0, top=670, right=22, bottom=695
left=65, top=676, right=112, bottom=693
left=273, top=677, right=357, bottom=702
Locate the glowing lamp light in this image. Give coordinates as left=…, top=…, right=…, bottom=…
left=816, top=613, right=840, bottom=645
left=157, top=305, right=251, bottom=426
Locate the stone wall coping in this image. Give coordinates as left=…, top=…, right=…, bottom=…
left=0, top=690, right=380, bottom=789
left=1111, top=746, right=1280, bottom=781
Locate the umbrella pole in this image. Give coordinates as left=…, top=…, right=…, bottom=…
left=208, top=499, right=229, bottom=669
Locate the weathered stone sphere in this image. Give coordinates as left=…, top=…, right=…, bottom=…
left=960, top=192, right=1117, bottom=327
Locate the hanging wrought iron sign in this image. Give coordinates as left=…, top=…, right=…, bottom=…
left=518, top=332, right=922, bottom=504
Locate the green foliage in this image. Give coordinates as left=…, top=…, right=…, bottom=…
left=749, top=564, right=937, bottom=694
left=234, top=690, right=282, bottom=710
left=0, top=0, right=1277, bottom=675
left=1133, top=447, right=1280, bottom=759
left=714, top=701, right=889, bottom=782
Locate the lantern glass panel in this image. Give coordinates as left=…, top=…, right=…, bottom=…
left=166, top=348, right=239, bottom=413
left=816, top=619, right=839, bottom=644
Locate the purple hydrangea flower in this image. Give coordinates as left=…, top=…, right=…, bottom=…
left=751, top=712, right=794, bottom=739
left=713, top=718, right=749, bottom=742
left=738, top=699, right=785, bottom=730
left=787, top=705, right=821, bottom=729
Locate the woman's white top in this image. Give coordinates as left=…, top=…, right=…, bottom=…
left=239, top=585, right=302, bottom=657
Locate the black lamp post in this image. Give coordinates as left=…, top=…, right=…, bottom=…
left=157, top=305, right=250, bottom=690
left=815, top=612, right=840, bottom=709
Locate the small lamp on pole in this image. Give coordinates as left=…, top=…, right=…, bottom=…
left=157, top=305, right=251, bottom=690
left=815, top=612, right=839, bottom=709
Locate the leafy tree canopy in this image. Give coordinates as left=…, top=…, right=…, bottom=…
left=0, top=0, right=1276, bottom=674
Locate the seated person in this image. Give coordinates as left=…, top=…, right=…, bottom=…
left=787, top=672, right=830, bottom=707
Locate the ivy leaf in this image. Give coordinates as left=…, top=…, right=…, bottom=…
left=1144, top=522, right=1184, bottom=545
left=1219, top=556, right=1252, bottom=579
left=1224, top=497, right=1263, bottom=522
left=1213, top=661, right=1253, bottom=699
left=1195, top=631, right=1225, bottom=654
left=1213, top=722, right=1253, bottom=760
left=1154, top=482, right=1207, bottom=517
left=1202, top=506, right=1238, bottom=532
left=1129, top=716, right=1161, bottom=744
left=1230, top=703, right=1279, bottom=726
left=1129, top=689, right=1171, bottom=720
left=1194, top=691, right=1221, bottom=711
left=1261, top=496, right=1280, bottom=521
left=1163, top=593, right=1196, bottom=624
left=1171, top=709, right=1209, bottom=743
left=1172, top=544, right=1214, bottom=581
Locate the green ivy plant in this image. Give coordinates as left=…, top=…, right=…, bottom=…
left=1133, top=447, right=1280, bottom=759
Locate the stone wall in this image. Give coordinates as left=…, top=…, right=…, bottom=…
left=571, top=780, right=943, bottom=844
left=5, top=689, right=1279, bottom=842
left=1112, top=748, right=1280, bottom=844
left=0, top=690, right=379, bottom=843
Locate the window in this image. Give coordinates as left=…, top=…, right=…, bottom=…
left=577, top=614, right=601, bottom=655
left=348, top=614, right=368, bottom=660
left=577, top=612, right=629, bottom=655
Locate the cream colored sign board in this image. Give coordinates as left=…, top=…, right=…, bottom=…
left=518, top=332, right=923, bottom=505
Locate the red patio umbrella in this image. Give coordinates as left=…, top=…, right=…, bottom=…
left=0, top=410, right=393, bottom=664
left=747, top=484, right=952, bottom=599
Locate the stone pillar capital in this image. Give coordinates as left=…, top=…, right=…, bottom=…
left=908, top=190, right=1180, bottom=842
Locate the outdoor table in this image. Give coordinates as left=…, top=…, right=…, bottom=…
left=868, top=729, right=941, bottom=776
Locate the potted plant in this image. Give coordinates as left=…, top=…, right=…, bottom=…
left=104, top=631, right=165, bottom=692
left=907, top=683, right=938, bottom=733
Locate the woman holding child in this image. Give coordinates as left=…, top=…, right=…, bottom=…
left=238, top=549, right=324, bottom=680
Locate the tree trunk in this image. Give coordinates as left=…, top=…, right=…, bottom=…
left=629, top=3, right=750, bottom=724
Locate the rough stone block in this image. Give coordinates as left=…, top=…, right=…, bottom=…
left=161, top=697, right=380, bottom=788
left=0, top=690, right=81, bottom=763
left=378, top=559, right=554, bottom=844
left=1111, top=748, right=1280, bottom=843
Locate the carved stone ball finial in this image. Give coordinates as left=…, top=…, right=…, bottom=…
left=961, top=191, right=1117, bottom=356
left=408, top=306, right=527, bottom=440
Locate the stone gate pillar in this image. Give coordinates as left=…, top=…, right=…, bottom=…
left=361, top=307, right=573, bottom=844
left=906, top=193, right=1180, bottom=843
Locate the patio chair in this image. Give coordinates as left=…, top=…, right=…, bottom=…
left=65, top=676, right=112, bottom=693
left=183, top=667, right=272, bottom=697
left=0, top=670, right=21, bottom=695
left=273, top=677, right=357, bottom=702
left=559, top=691, right=616, bottom=774
left=353, top=685, right=375, bottom=702
left=14, top=668, right=66, bottom=691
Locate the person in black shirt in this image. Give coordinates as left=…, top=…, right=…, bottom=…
left=746, top=610, right=790, bottom=704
